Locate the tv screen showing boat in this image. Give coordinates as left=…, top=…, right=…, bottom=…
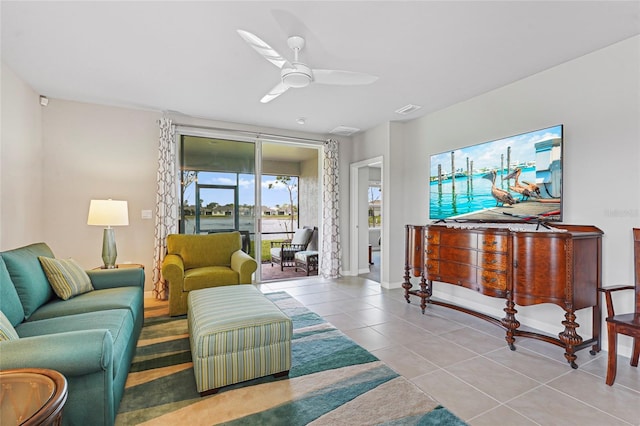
left=429, top=125, right=563, bottom=222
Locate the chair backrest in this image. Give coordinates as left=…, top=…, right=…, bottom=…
left=291, top=228, right=314, bottom=247
left=167, top=232, right=241, bottom=269
left=306, top=226, right=319, bottom=251
left=634, top=228, right=640, bottom=313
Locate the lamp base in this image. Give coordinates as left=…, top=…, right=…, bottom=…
left=102, top=228, right=118, bottom=269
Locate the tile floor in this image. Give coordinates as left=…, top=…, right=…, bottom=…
left=257, top=275, right=640, bottom=426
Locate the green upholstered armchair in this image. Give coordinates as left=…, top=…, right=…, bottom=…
left=162, top=232, right=258, bottom=316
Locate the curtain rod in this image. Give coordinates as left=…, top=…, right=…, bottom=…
left=160, top=120, right=328, bottom=144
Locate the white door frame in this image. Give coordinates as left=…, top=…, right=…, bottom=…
left=349, top=156, right=383, bottom=279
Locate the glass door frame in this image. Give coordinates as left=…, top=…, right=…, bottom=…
left=194, top=184, right=239, bottom=233
left=175, top=125, right=324, bottom=282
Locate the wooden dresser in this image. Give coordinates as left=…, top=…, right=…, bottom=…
left=403, top=223, right=603, bottom=368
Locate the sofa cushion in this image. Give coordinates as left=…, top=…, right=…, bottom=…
left=0, top=257, right=25, bottom=326
left=183, top=266, right=239, bottom=292
left=38, top=257, right=94, bottom=300
left=291, top=228, right=313, bottom=245
left=15, top=308, right=134, bottom=378
left=1, top=243, right=55, bottom=319
left=0, top=311, right=19, bottom=341
left=26, top=287, right=142, bottom=326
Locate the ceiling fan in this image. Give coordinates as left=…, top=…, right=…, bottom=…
left=237, top=29, right=378, bottom=103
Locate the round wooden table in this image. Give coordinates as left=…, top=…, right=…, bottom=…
left=0, top=368, right=68, bottom=425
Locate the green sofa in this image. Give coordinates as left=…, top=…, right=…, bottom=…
left=162, top=231, right=258, bottom=316
left=0, top=242, right=144, bottom=426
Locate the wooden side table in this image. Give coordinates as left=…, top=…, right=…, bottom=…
left=93, top=263, right=144, bottom=270
left=0, top=368, right=68, bottom=426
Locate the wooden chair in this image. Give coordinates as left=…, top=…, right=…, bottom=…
left=599, top=228, right=640, bottom=385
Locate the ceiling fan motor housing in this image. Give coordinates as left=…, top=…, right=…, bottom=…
left=281, top=63, right=312, bottom=88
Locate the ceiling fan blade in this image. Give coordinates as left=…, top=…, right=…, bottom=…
left=237, top=29, right=291, bottom=69
left=312, top=69, right=378, bottom=86
left=260, top=82, right=290, bottom=103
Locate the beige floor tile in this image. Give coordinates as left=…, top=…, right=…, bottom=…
left=343, top=326, right=392, bottom=352
left=579, top=353, right=640, bottom=392
left=404, top=334, right=478, bottom=367
left=439, top=327, right=507, bottom=355
left=323, top=312, right=369, bottom=331
left=506, top=385, right=630, bottom=426
left=485, top=345, right=572, bottom=383
left=445, top=357, right=541, bottom=402
left=547, top=368, right=640, bottom=425
left=371, top=345, right=440, bottom=379
left=370, top=318, right=434, bottom=345
left=411, top=369, right=500, bottom=421
left=467, top=404, right=538, bottom=426
left=407, top=309, right=468, bottom=335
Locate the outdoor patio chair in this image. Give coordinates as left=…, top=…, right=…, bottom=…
left=270, top=227, right=314, bottom=271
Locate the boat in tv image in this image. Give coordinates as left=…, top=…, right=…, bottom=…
left=429, top=125, right=563, bottom=223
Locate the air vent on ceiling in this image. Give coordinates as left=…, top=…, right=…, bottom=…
left=395, top=104, right=422, bottom=115
left=330, top=126, right=361, bottom=136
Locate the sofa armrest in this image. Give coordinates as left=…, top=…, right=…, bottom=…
left=87, top=268, right=145, bottom=290
left=0, top=330, right=113, bottom=376
left=162, top=254, right=185, bottom=286
left=231, top=250, right=258, bottom=283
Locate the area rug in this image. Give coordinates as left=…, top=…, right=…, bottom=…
left=115, top=292, right=467, bottom=425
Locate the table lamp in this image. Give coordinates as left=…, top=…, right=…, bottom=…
left=87, top=199, right=129, bottom=269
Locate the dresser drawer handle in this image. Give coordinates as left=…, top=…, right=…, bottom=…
left=486, top=259, right=498, bottom=265
left=426, top=235, right=433, bottom=240
left=426, top=249, right=433, bottom=255
left=482, top=276, right=497, bottom=284
left=483, top=240, right=498, bottom=246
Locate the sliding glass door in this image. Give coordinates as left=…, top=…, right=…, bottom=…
left=178, top=132, right=321, bottom=281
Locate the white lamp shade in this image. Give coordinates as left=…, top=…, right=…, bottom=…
left=87, top=199, right=129, bottom=226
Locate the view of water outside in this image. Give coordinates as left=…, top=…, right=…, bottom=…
left=182, top=171, right=300, bottom=241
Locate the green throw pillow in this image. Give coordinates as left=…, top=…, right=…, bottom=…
left=38, top=257, right=94, bottom=300
left=0, top=311, right=19, bottom=341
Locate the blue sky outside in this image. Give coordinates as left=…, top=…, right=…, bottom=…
left=430, top=125, right=562, bottom=177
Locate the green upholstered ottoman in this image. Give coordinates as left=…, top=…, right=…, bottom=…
left=187, top=285, right=292, bottom=395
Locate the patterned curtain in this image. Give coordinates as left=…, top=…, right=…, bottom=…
left=319, top=139, right=341, bottom=278
left=152, top=118, right=178, bottom=299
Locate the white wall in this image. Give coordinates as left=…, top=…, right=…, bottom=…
left=0, top=63, right=44, bottom=249
left=40, top=99, right=160, bottom=288
left=400, top=35, right=639, bottom=356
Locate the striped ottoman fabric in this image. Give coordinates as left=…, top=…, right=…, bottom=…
left=188, top=285, right=292, bottom=395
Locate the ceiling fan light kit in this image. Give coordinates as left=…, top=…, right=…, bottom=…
left=281, top=64, right=312, bottom=88
left=237, top=29, right=378, bottom=103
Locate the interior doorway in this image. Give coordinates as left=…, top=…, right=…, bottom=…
left=350, top=157, right=383, bottom=283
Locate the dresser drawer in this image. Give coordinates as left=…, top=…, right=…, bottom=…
left=425, top=230, right=440, bottom=245
left=425, top=244, right=439, bottom=258
left=439, top=231, right=477, bottom=249
left=479, top=234, right=507, bottom=252
left=425, top=259, right=439, bottom=275
left=439, top=246, right=476, bottom=264
left=479, top=252, right=507, bottom=271
left=478, top=270, right=508, bottom=292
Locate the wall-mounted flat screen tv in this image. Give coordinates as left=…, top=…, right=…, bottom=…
left=429, top=125, right=563, bottom=222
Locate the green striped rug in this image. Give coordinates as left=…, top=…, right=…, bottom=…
left=116, top=292, right=467, bottom=425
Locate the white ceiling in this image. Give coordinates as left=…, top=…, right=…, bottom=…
left=2, top=1, right=639, bottom=136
